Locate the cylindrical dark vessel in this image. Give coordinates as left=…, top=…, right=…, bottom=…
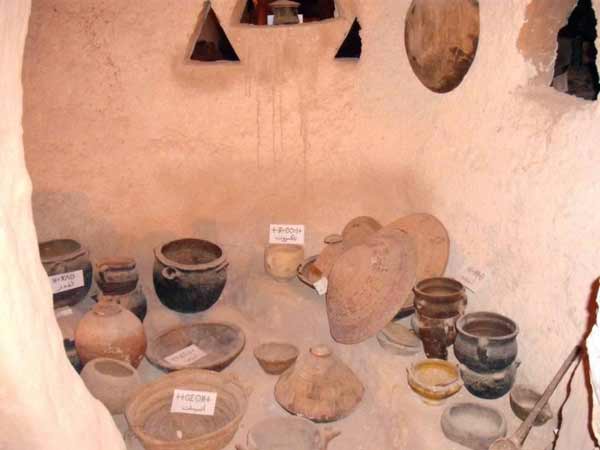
left=412, top=312, right=461, bottom=360
left=153, top=238, right=228, bottom=313
left=460, top=360, right=520, bottom=399
left=39, top=239, right=93, bottom=308
left=413, top=277, right=467, bottom=319
left=454, top=312, right=519, bottom=373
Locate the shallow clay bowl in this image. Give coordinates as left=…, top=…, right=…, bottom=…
left=377, top=321, right=422, bottom=356
left=509, top=384, right=553, bottom=426
left=146, top=322, right=245, bottom=372
left=407, top=358, right=461, bottom=404
left=441, top=402, right=507, bottom=450
left=254, top=342, right=299, bottom=375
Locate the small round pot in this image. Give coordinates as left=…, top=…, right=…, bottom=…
left=441, top=403, right=507, bottom=450
left=254, top=342, right=299, bottom=375
left=460, top=360, right=520, bottom=400
left=454, top=312, right=519, bottom=373
left=407, top=358, right=461, bottom=404
left=264, top=244, right=305, bottom=281
left=39, top=239, right=93, bottom=308
left=81, top=357, right=142, bottom=415
left=153, top=239, right=228, bottom=313
left=509, top=384, right=553, bottom=426
left=95, top=257, right=139, bottom=295
left=413, top=277, right=467, bottom=319
left=93, top=287, right=147, bottom=321
left=411, top=312, right=461, bottom=360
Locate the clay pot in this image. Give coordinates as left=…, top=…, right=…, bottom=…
left=254, top=342, right=299, bottom=375
left=264, top=244, right=305, bottom=281
left=237, top=417, right=340, bottom=450
left=274, top=345, right=364, bottom=422
left=125, top=369, right=249, bottom=450
left=313, top=234, right=345, bottom=278
left=95, top=257, right=139, bottom=295
left=454, top=312, right=519, bottom=373
left=341, top=216, right=382, bottom=247
left=411, top=312, right=460, bottom=360
left=39, top=239, right=93, bottom=308
left=80, top=357, right=142, bottom=414
left=297, top=255, right=323, bottom=288
left=441, top=403, right=507, bottom=450
left=75, top=302, right=147, bottom=368
left=94, top=287, right=147, bottom=321
left=407, top=358, right=462, bottom=404
left=509, top=385, right=553, bottom=426
left=413, top=277, right=466, bottom=319
left=153, top=239, right=228, bottom=313
left=460, top=361, right=520, bottom=400
left=271, top=0, right=300, bottom=25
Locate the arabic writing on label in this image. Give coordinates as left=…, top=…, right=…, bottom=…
left=164, top=344, right=207, bottom=367
left=457, top=265, right=487, bottom=293
left=171, top=389, right=217, bottom=416
left=269, top=224, right=305, bottom=245
left=49, top=270, right=84, bottom=294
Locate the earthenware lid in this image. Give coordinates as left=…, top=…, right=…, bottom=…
left=326, top=227, right=417, bottom=343
left=274, top=345, right=364, bottom=422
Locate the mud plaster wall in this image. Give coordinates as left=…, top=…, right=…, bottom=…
left=0, top=2, right=125, bottom=450
left=21, top=0, right=600, bottom=448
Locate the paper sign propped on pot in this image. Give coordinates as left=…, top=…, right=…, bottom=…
left=49, top=270, right=84, bottom=294
left=269, top=224, right=305, bottom=245
left=171, top=389, right=217, bottom=415
left=314, top=277, right=328, bottom=296
left=164, top=344, right=207, bottom=366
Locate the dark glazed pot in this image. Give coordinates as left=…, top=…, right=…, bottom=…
left=153, top=238, right=228, bottom=313
left=412, top=312, right=460, bottom=360
left=454, top=312, right=519, bottom=373
left=413, top=277, right=467, bottom=319
left=95, top=257, right=139, bottom=295
left=460, top=361, right=520, bottom=399
left=39, top=239, right=93, bottom=308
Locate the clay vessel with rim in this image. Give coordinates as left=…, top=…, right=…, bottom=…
left=94, top=286, right=147, bottom=321
left=413, top=277, right=467, bottom=319
left=75, top=302, right=147, bottom=367
left=441, top=402, right=507, bottom=450
left=95, top=256, right=139, bottom=295
left=407, top=358, right=461, bottom=404
left=460, top=360, right=520, bottom=399
left=125, top=369, right=249, bottom=450
left=81, top=357, right=142, bottom=414
left=153, top=238, right=228, bottom=313
left=264, top=244, right=305, bottom=281
left=274, top=345, right=364, bottom=422
left=146, top=321, right=245, bottom=372
left=411, top=311, right=461, bottom=360
left=454, top=311, right=519, bottom=373
left=254, top=342, right=299, bottom=375
left=509, top=385, right=553, bottom=426
left=236, top=417, right=340, bottom=450
left=314, top=234, right=345, bottom=278
left=326, top=227, right=417, bottom=344
left=39, top=238, right=93, bottom=308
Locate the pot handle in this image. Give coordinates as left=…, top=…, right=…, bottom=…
left=477, top=337, right=489, bottom=364
left=215, top=260, right=229, bottom=272
left=320, top=428, right=341, bottom=450
left=162, top=266, right=182, bottom=280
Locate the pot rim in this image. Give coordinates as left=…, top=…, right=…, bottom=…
left=413, top=277, right=466, bottom=301
left=154, top=238, right=227, bottom=272
left=39, top=238, right=87, bottom=263
left=407, top=358, right=460, bottom=393
left=456, top=311, right=519, bottom=341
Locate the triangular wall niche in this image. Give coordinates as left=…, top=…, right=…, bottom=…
left=189, top=4, right=240, bottom=62
left=335, top=18, right=361, bottom=58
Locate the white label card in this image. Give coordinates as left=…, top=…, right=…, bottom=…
left=314, top=277, right=328, bottom=296
left=54, top=306, right=73, bottom=318
left=49, top=270, right=84, bottom=294
left=164, top=345, right=207, bottom=367
left=269, top=224, right=305, bottom=245
left=457, top=265, right=488, bottom=293
left=171, top=389, right=217, bottom=416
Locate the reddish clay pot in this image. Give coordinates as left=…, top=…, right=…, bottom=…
left=75, top=302, right=147, bottom=367
left=413, top=277, right=467, bottom=319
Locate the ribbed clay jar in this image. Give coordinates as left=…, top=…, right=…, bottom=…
left=75, top=302, right=147, bottom=367
left=81, top=357, right=142, bottom=414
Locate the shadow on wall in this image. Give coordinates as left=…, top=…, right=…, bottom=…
left=582, top=279, right=600, bottom=445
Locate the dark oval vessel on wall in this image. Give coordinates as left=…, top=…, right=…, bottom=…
left=153, top=238, right=228, bottom=313
left=39, top=238, right=93, bottom=308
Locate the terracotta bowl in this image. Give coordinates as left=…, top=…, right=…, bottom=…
left=264, top=244, right=305, bottom=281
left=509, top=384, right=553, bottom=426
left=441, top=402, right=507, bottom=450
left=407, top=358, right=461, bottom=404
left=254, top=342, right=299, bottom=375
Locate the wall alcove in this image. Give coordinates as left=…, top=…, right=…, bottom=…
left=335, top=18, right=362, bottom=59
left=239, top=0, right=338, bottom=25
left=188, top=3, right=240, bottom=62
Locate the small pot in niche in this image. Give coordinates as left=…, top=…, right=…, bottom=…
left=75, top=302, right=147, bottom=368
left=264, top=244, right=305, bottom=281
left=460, top=360, right=520, bottom=400
left=93, top=286, right=147, bottom=321
left=411, top=312, right=461, bottom=360
left=271, top=0, right=300, bottom=25
left=39, top=239, right=93, bottom=308
left=413, top=277, right=467, bottom=319
left=95, top=257, right=139, bottom=295
left=81, top=357, right=142, bottom=415
left=454, top=312, right=519, bottom=373
left=153, top=238, right=228, bottom=313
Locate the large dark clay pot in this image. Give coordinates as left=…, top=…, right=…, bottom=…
left=460, top=361, right=520, bottom=400
left=39, top=239, right=93, bottom=308
left=454, top=312, right=519, bottom=373
left=153, top=239, right=228, bottom=313
left=413, top=277, right=467, bottom=319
